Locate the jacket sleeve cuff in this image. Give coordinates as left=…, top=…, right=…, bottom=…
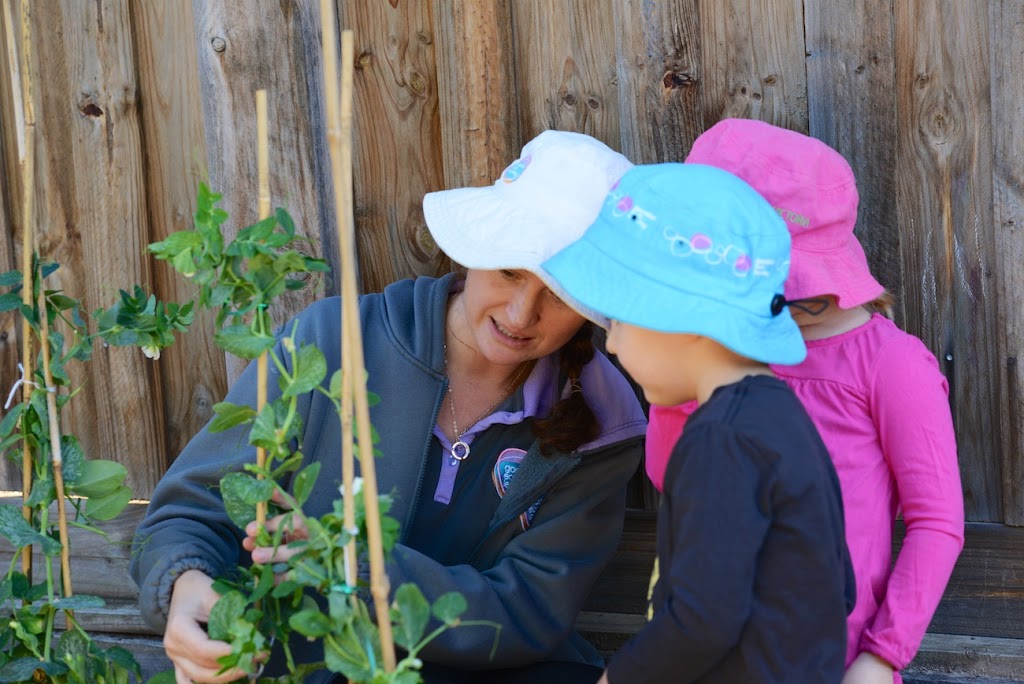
left=139, top=554, right=220, bottom=633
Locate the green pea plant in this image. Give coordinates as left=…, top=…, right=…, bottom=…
left=0, top=258, right=194, bottom=683
left=143, top=183, right=498, bottom=684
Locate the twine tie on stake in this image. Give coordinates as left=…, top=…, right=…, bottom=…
left=4, top=363, right=46, bottom=410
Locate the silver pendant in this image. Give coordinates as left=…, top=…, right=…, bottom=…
left=450, top=440, right=470, bottom=464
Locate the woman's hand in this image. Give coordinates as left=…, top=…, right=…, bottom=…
left=164, top=569, right=245, bottom=684
left=242, top=491, right=309, bottom=566
left=841, top=652, right=896, bottom=684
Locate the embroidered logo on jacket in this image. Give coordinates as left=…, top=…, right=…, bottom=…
left=492, top=448, right=544, bottom=531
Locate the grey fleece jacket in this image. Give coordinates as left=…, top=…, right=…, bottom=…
left=130, top=274, right=646, bottom=675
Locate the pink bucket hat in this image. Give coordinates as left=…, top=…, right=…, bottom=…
left=685, top=118, right=884, bottom=309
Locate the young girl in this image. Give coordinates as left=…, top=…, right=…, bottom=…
left=647, top=118, right=965, bottom=684
left=544, top=162, right=853, bottom=683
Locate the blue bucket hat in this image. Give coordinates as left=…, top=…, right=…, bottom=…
left=541, top=163, right=806, bottom=365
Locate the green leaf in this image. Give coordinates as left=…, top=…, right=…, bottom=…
left=52, top=594, right=105, bottom=610
left=291, top=462, right=320, bottom=508
left=0, top=657, right=68, bottom=682
left=70, top=459, right=127, bottom=498
left=214, top=325, right=275, bottom=360
left=392, top=583, right=430, bottom=650
left=59, top=435, right=85, bottom=485
left=289, top=608, right=332, bottom=639
left=103, top=645, right=142, bottom=677
left=324, top=622, right=375, bottom=683
left=84, top=485, right=132, bottom=521
left=0, top=506, right=61, bottom=556
left=143, top=670, right=178, bottom=684
left=149, top=231, right=203, bottom=257
left=0, top=404, right=25, bottom=440
left=220, top=472, right=273, bottom=528
left=282, top=345, right=327, bottom=398
left=0, top=270, right=21, bottom=288
left=208, top=402, right=257, bottom=434
left=0, top=292, right=21, bottom=312
left=54, top=624, right=88, bottom=665
left=431, top=592, right=468, bottom=625
left=25, top=477, right=54, bottom=507
left=206, top=590, right=247, bottom=642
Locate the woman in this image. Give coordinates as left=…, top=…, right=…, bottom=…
left=130, top=130, right=647, bottom=684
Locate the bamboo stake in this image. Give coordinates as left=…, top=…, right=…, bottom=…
left=36, top=297, right=73, bottom=599
left=10, top=0, right=35, bottom=582
left=319, top=0, right=396, bottom=671
left=254, top=90, right=270, bottom=530
left=319, top=0, right=358, bottom=596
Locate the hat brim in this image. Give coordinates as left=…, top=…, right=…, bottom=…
left=787, top=236, right=884, bottom=309
left=423, top=187, right=611, bottom=328
left=543, top=236, right=807, bottom=366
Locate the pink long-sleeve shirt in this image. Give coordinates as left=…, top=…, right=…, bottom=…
left=646, top=314, right=965, bottom=681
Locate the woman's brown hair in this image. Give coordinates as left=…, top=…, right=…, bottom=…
left=533, top=322, right=601, bottom=454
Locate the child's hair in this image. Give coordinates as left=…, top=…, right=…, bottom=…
left=533, top=322, right=600, bottom=455
left=866, top=291, right=895, bottom=319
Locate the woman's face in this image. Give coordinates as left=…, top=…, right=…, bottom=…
left=459, top=269, right=586, bottom=366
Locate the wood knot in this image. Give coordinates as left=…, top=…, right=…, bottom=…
left=563, top=93, right=577, bottom=106
left=79, top=101, right=104, bottom=118
left=357, top=51, right=374, bottom=70
left=211, top=36, right=227, bottom=53
left=409, top=71, right=426, bottom=95
left=417, top=225, right=437, bottom=255
left=854, top=64, right=866, bottom=75
left=763, top=74, right=778, bottom=86
left=663, top=71, right=695, bottom=89
left=417, top=31, right=432, bottom=45
left=915, top=72, right=930, bottom=89
left=586, top=96, right=601, bottom=110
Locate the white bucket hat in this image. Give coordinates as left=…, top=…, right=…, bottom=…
left=423, top=130, right=633, bottom=328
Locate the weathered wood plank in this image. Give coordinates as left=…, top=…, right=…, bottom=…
left=582, top=516, right=1024, bottom=641
left=0, top=0, right=23, bottom=489
left=804, top=0, right=902, bottom=317
left=431, top=1, right=518, bottom=190
left=990, top=1, right=1024, bottom=525
left=30, top=1, right=165, bottom=495
left=611, top=0, right=702, bottom=163
left=342, top=0, right=450, bottom=292
left=894, top=2, right=1000, bottom=521
left=510, top=0, right=620, bottom=146
left=912, top=523, right=1024, bottom=639
left=0, top=498, right=143, bottom=601
left=698, top=0, right=808, bottom=133
left=130, top=0, right=226, bottom=474
left=904, top=633, right=1024, bottom=683
left=192, top=0, right=336, bottom=383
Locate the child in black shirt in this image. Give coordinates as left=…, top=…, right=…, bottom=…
left=543, top=162, right=854, bottom=683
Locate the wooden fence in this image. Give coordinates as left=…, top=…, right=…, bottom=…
left=2, top=1, right=1024, bottom=678
left=1, top=0, right=1022, bottom=524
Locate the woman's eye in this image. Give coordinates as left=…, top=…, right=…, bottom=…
left=499, top=269, right=517, bottom=279
left=547, top=290, right=567, bottom=307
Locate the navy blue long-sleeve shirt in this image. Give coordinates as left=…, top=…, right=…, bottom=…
left=608, top=375, right=854, bottom=683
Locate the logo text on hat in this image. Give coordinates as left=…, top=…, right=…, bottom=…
left=662, top=228, right=778, bottom=279
left=776, top=207, right=809, bottom=227
left=607, top=190, right=656, bottom=229
left=501, top=154, right=532, bottom=183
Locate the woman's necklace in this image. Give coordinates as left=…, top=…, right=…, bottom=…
left=443, top=342, right=530, bottom=465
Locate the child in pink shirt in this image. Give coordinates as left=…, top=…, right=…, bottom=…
left=647, top=119, right=965, bottom=684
